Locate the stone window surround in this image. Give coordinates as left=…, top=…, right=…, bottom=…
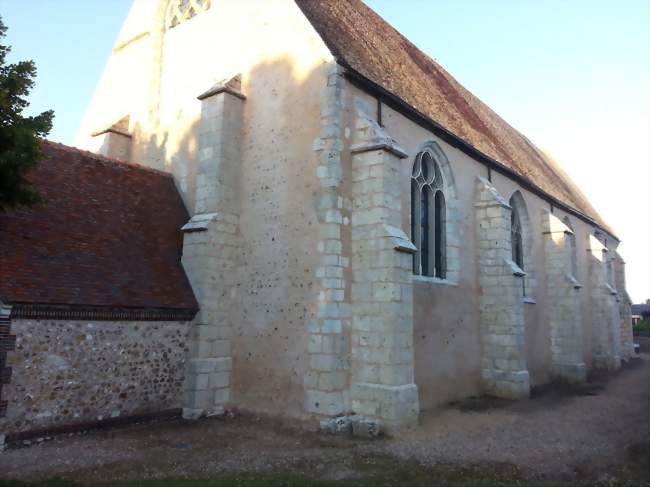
left=508, top=191, right=537, bottom=301
left=412, top=275, right=458, bottom=286
left=407, top=141, right=460, bottom=286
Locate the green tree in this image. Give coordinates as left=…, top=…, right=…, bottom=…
left=0, top=16, right=53, bottom=210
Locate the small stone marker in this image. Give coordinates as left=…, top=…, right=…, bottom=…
left=350, top=416, right=380, bottom=438
left=320, top=415, right=380, bottom=437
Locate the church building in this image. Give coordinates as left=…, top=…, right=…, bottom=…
left=0, top=0, right=634, bottom=439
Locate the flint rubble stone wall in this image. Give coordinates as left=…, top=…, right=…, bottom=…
left=0, top=319, right=189, bottom=435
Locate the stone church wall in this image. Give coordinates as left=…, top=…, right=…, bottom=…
left=0, top=319, right=189, bottom=436
left=342, top=86, right=485, bottom=410
left=343, top=81, right=625, bottom=412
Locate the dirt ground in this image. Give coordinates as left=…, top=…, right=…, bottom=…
left=1, top=355, right=649, bottom=485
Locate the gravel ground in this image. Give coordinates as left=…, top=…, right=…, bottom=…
left=1, top=354, right=648, bottom=484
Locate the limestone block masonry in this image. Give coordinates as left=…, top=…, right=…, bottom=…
left=181, top=75, right=245, bottom=419
left=304, top=63, right=351, bottom=417
left=475, top=177, right=530, bottom=399
left=587, top=235, right=621, bottom=370
left=541, top=209, right=586, bottom=382
left=348, top=99, right=419, bottom=431
left=91, top=116, right=133, bottom=162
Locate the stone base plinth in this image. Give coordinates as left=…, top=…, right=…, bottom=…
left=552, top=362, right=587, bottom=383
left=593, top=353, right=621, bottom=370
left=304, top=389, right=347, bottom=417
left=481, top=369, right=530, bottom=399
left=350, top=382, right=419, bottom=431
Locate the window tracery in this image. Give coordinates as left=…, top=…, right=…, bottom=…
left=167, top=0, right=211, bottom=29
left=411, top=151, right=447, bottom=278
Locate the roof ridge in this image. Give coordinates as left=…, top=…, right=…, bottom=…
left=42, top=140, right=174, bottom=179
left=295, top=0, right=616, bottom=237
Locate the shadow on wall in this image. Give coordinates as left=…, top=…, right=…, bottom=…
left=125, top=56, right=334, bottom=417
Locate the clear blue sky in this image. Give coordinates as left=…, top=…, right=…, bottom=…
left=2, top=0, right=649, bottom=302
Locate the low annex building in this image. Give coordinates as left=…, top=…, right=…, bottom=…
left=0, top=143, right=197, bottom=440
left=0, top=0, right=634, bottom=438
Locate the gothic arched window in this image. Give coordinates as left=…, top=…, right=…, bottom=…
left=509, top=191, right=536, bottom=299
left=167, top=0, right=211, bottom=29
left=411, top=151, right=447, bottom=278
left=511, top=203, right=524, bottom=269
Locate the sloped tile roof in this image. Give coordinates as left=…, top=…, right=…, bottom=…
left=296, top=0, right=611, bottom=235
left=0, top=142, right=198, bottom=314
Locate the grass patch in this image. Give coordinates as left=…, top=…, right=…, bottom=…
left=633, top=318, right=650, bottom=333
left=1, top=480, right=650, bottom=487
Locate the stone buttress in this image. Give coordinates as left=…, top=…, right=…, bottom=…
left=304, top=64, right=352, bottom=417
left=348, top=99, right=419, bottom=430
left=613, top=254, right=634, bottom=360
left=180, top=75, right=246, bottom=418
left=587, top=235, right=621, bottom=370
left=541, top=209, right=586, bottom=382
left=475, top=177, right=530, bottom=399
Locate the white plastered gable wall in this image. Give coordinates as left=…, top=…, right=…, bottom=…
left=75, top=0, right=348, bottom=420
left=75, top=0, right=336, bottom=186
left=74, top=0, right=161, bottom=157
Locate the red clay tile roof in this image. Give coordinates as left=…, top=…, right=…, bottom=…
left=0, top=142, right=198, bottom=313
left=296, top=0, right=612, bottom=235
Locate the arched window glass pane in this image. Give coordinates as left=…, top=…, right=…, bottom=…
left=434, top=190, right=446, bottom=278
left=420, top=186, right=430, bottom=276
left=511, top=205, right=523, bottom=269
left=411, top=179, right=419, bottom=274
left=569, top=234, right=577, bottom=277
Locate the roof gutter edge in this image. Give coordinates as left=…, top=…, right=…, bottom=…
left=7, top=303, right=198, bottom=322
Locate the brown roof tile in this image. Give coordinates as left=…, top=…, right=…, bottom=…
left=0, top=142, right=198, bottom=313
left=296, top=0, right=611, bottom=234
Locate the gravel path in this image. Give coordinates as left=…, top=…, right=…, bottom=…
left=1, top=355, right=648, bottom=484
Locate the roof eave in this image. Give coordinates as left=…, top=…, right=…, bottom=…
left=338, top=61, right=619, bottom=242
